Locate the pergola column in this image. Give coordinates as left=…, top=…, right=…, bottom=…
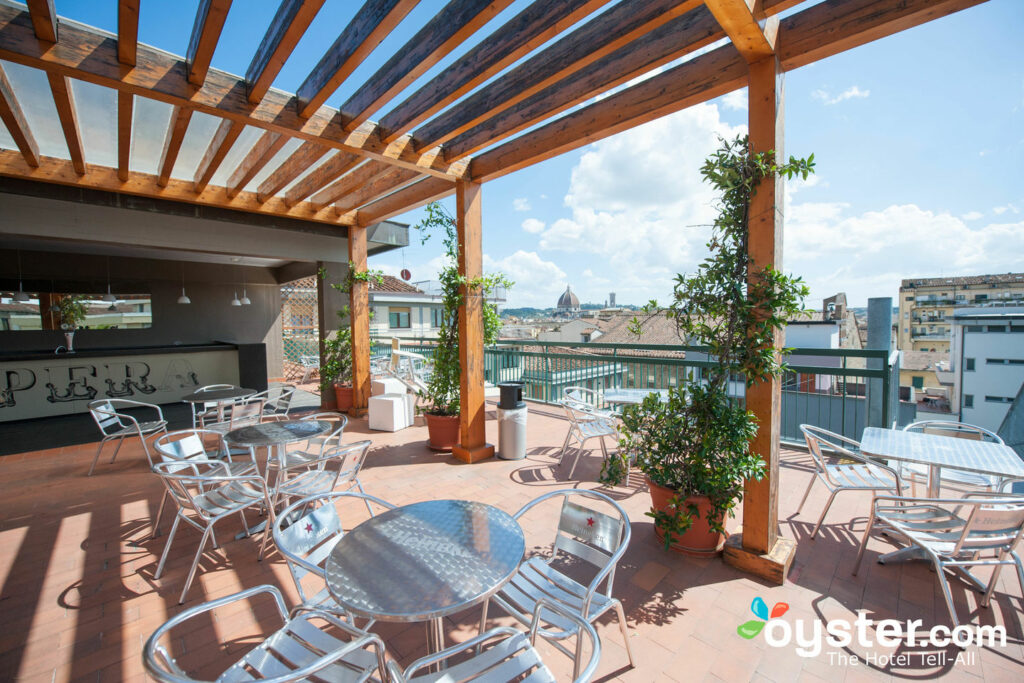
left=348, top=226, right=371, bottom=417
left=452, top=179, right=494, bottom=464
left=722, top=53, right=795, bottom=584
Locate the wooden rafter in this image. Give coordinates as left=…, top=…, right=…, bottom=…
left=283, top=151, right=362, bottom=207
left=0, top=5, right=462, bottom=179
left=193, top=118, right=244, bottom=193
left=117, top=91, right=132, bottom=181
left=0, top=148, right=354, bottom=227
left=186, top=0, right=232, bottom=87
left=412, top=0, right=701, bottom=150
left=245, top=0, right=325, bottom=104
left=156, top=106, right=193, bottom=187
left=225, top=131, right=288, bottom=198
left=338, top=0, right=516, bottom=132
left=296, top=0, right=417, bottom=118
left=256, top=140, right=330, bottom=203
left=357, top=176, right=454, bottom=226
left=46, top=73, right=85, bottom=176
left=117, top=0, right=140, bottom=66
left=318, top=163, right=417, bottom=211
left=443, top=7, right=722, bottom=162
left=705, top=0, right=777, bottom=63
left=0, top=63, right=40, bottom=167
left=26, top=0, right=56, bottom=42
left=471, top=44, right=748, bottom=182
left=376, top=0, right=611, bottom=143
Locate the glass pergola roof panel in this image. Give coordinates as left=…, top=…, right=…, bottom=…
left=71, top=78, right=117, bottom=168
left=242, top=136, right=303, bottom=195
left=170, top=109, right=222, bottom=183
left=1, top=60, right=70, bottom=160
left=0, top=116, right=16, bottom=150
left=129, top=95, right=174, bottom=175
left=208, top=124, right=264, bottom=188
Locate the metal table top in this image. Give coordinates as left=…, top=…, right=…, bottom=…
left=225, top=419, right=332, bottom=447
left=324, top=499, right=525, bottom=622
left=604, top=388, right=669, bottom=405
left=861, top=427, right=1024, bottom=478
left=180, top=387, right=255, bottom=403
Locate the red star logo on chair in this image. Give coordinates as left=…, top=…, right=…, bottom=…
left=305, top=522, right=313, bottom=533
left=587, top=517, right=595, bottom=527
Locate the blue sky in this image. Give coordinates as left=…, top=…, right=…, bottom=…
left=52, top=0, right=1024, bottom=309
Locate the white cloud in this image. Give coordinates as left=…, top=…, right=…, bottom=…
left=812, top=86, right=870, bottom=105
left=961, top=211, right=984, bottom=221
left=521, top=218, right=546, bottom=234
left=483, top=251, right=567, bottom=307
left=721, top=89, right=748, bottom=111
left=993, top=204, right=1019, bottom=215
left=513, top=197, right=531, bottom=211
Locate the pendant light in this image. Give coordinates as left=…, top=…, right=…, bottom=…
left=13, top=251, right=30, bottom=302
left=101, top=256, right=117, bottom=303
left=231, top=291, right=242, bottom=306
left=177, top=263, right=191, bottom=304
left=240, top=267, right=251, bottom=305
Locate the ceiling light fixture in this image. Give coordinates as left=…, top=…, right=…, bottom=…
left=240, top=267, right=251, bottom=305
left=102, top=256, right=117, bottom=303
left=177, top=263, right=191, bottom=304
left=14, top=251, right=30, bottom=302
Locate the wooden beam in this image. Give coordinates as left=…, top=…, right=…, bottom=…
left=187, top=0, right=232, bottom=87
left=470, top=44, right=747, bottom=182
left=26, top=0, right=56, bottom=42
left=412, top=0, right=701, bottom=150
left=193, top=118, right=244, bottom=192
left=256, top=140, right=330, bottom=203
left=444, top=7, right=722, bottom=161
left=705, top=0, right=777, bottom=63
left=778, top=0, right=988, bottom=71
left=0, top=5, right=461, bottom=179
left=117, top=0, right=140, bottom=66
left=246, top=0, right=325, bottom=104
left=348, top=227, right=371, bottom=417
left=157, top=106, right=193, bottom=187
left=225, top=131, right=288, bottom=198
left=376, top=0, right=611, bottom=143
left=0, top=149, right=355, bottom=227
left=339, top=0, right=516, bottom=132
left=307, top=159, right=389, bottom=208
left=452, top=179, right=494, bottom=464
left=117, top=91, right=132, bottom=181
left=357, top=176, right=454, bottom=226
left=284, top=151, right=362, bottom=207
left=0, top=63, right=40, bottom=168
left=46, top=73, right=85, bottom=176
left=296, top=0, right=417, bottom=118
left=331, top=166, right=420, bottom=214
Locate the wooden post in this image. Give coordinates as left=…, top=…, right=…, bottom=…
left=348, top=225, right=371, bottom=417
left=452, top=179, right=494, bottom=463
left=722, top=53, right=795, bottom=585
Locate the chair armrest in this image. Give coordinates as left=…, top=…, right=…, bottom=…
left=398, top=626, right=525, bottom=681
left=116, top=399, right=165, bottom=421
left=531, top=599, right=601, bottom=683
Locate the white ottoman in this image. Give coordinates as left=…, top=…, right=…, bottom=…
left=368, top=393, right=411, bottom=432
left=371, top=377, right=407, bottom=396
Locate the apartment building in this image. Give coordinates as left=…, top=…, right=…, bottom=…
left=951, top=307, right=1024, bottom=432
left=897, top=272, right=1024, bottom=352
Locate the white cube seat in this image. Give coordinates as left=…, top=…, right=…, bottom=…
left=371, top=377, right=407, bottom=396
left=369, top=393, right=412, bottom=432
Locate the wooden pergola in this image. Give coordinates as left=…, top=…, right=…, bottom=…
left=0, top=0, right=987, bottom=582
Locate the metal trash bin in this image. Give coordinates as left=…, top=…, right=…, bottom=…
left=497, top=382, right=527, bottom=460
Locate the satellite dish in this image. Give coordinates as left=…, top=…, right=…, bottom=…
left=400, top=269, right=412, bottom=281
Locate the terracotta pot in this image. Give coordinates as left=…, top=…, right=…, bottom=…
left=425, top=413, right=460, bottom=452
left=646, top=477, right=725, bottom=556
left=334, top=385, right=354, bottom=413
left=320, top=389, right=338, bottom=411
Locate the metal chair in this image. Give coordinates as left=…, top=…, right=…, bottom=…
left=853, top=493, right=1024, bottom=628
left=143, top=584, right=388, bottom=683
left=280, top=412, right=349, bottom=468
left=152, top=460, right=274, bottom=603
left=272, top=491, right=395, bottom=613
left=87, top=399, right=168, bottom=475
left=900, top=420, right=1006, bottom=493
left=247, top=382, right=298, bottom=421
left=559, top=400, right=619, bottom=479
left=188, top=383, right=236, bottom=428
left=205, top=397, right=265, bottom=434
left=388, top=600, right=601, bottom=683
left=487, top=489, right=633, bottom=679
left=798, top=425, right=904, bottom=539
left=271, top=440, right=374, bottom=511
left=563, top=386, right=616, bottom=420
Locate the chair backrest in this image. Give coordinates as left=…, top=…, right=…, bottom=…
left=89, top=399, right=125, bottom=435
left=564, top=386, right=598, bottom=409
left=300, top=412, right=348, bottom=454
left=800, top=424, right=865, bottom=476
left=953, top=498, right=1024, bottom=555
left=227, top=399, right=264, bottom=429
left=194, top=384, right=235, bottom=410
left=328, top=440, right=372, bottom=480
left=152, top=460, right=231, bottom=518
left=154, top=429, right=227, bottom=466
left=904, top=420, right=1004, bottom=444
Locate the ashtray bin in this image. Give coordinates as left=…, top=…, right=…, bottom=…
left=497, top=382, right=527, bottom=460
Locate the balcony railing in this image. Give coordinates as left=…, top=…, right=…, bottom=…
left=915, top=299, right=955, bottom=307
left=370, top=337, right=911, bottom=445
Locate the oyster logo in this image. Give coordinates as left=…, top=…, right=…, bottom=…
left=737, top=597, right=789, bottom=639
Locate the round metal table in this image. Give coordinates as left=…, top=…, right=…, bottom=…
left=324, top=499, right=525, bottom=654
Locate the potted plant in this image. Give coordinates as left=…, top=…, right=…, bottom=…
left=319, top=265, right=383, bottom=412
left=600, top=136, right=813, bottom=555
left=55, top=294, right=88, bottom=352
left=414, top=202, right=511, bottom=450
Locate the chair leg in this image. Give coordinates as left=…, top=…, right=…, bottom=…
left=933, top=559, right=962, bottom=629
left=88, top=439, right=107, bottom=476
left=567, top=446, right=583, bottom=480
left=179, top=525, right=213, bottom=604
left=356, top=480, right=375, bottom=517
left=155, top=514, right=183, bottom=579
left=614, top=600, right=635, bottom=668
left=258, top=507, right=275, bottom=561
left=108, top=436, right=125, bottom=464
left=796, top=474, right=816, bottom=514
left=573, top=626, right=584, bottom=680
left=810, top=489, right=839, bottom=539
left=151, top=491, right=169, bottom=539
left=558, top=429, right=573, bottom=464
left=981, top=552, right=1009, bottom=608
left=852, top=511, right=877, bottom=576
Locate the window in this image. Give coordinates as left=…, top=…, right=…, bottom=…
left=987, top=325, right=1006, bottom=333
left=388, top=307, right=410, bottom=329
left=912, top=376, right=924, bottom=389
left=430, top=307, right=444, bottom=328
left=986, top=358, right=1024, bottom=365
left=905, top=296, right=915, bottom=301
left=964, top=395, right=974, bottom=408
left=985, top=396, right=1013, bottom=404
left=965, top=358, right=975, bottom=371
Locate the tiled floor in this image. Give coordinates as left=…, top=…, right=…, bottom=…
left=1, top=402, right=1022, bottom=682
